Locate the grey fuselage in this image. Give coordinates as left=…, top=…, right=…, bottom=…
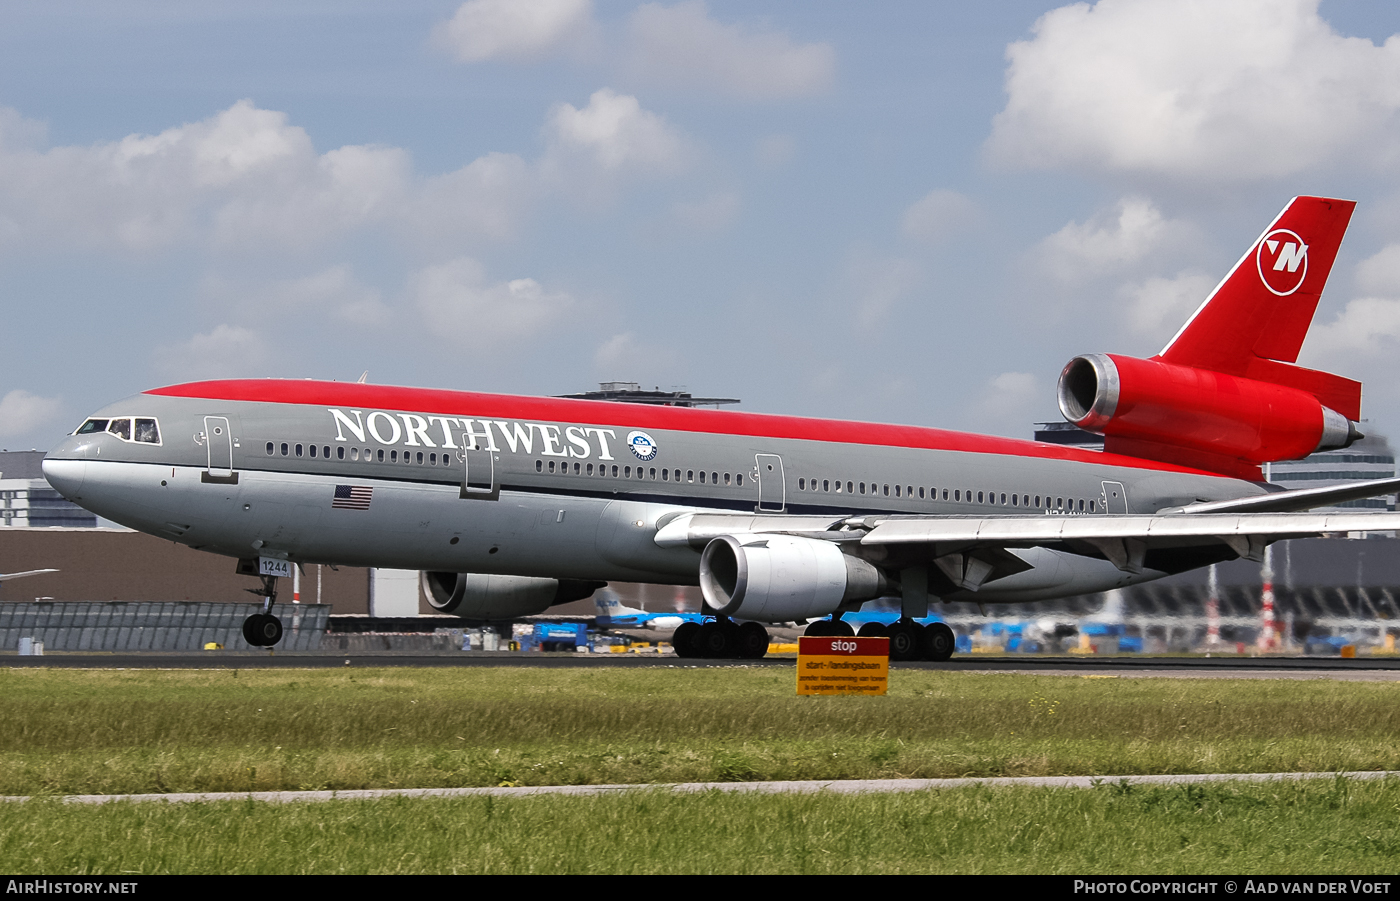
left=41, top=380, right=1264, bottom=612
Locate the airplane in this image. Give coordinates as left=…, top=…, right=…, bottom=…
left=41, top=196, right=1400, bottom=661
left=593, top=593, right=707, bottom=630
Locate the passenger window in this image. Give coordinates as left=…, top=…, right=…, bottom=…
left=977, top=491, right=984, bottom=503
left=955, top=490, right=960, bottom=501
left=649, top=468, right=656, bottom=479
left=688, top=470, right=694, bottom=482
left=799, top=478, right=805, bottom=490
left=134, top=419, right=160, bottom=444
left=548, top=460, right=555, bottom=472
left=281, top=443, right=289, bottom=456
left=942, top=489, right=948, bottom=500
left=296, top=444, right=303, bottom=457
left=883, top=484, right=890, bottom=497
left=823, top=480, right=830, bottom=492
left=337, top=447, right=345, bottom=460
left=918, top=487, right=924, bottom=499
left=266, top=442, right=274, bottom=455
left=662, top=469, right=669, bottom=481
left=712, top=472, right=718, bottom=484
left=612, top=465, right=619, bottom=477
left=324, top=446, right=331, bottom=459
left=310, top=445, right=318, bottom=458
left=350, top=447, right=359, bottom=461
left=108, top=419, right=132, bottom=440
left=417, top=452, right=424, bottom=465
left=736, top=474, right=743, bottom=486
left=376, top=449, right=384, bottom=462
left=537, top=460, right=543, bottom=472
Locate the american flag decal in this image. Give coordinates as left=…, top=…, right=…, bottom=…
left=332, top=485, right=373, bottom=510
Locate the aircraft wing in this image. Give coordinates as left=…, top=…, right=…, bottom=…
left=0, top=569, right=58, bottom=582
left=655, top=509, right=1400, bottom=585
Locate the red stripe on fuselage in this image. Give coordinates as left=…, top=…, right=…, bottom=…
left=145, top=379, right=1220, bottom=477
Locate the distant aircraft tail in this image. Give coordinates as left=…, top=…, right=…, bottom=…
left=595, top=593, right=645, bottom=618
left=1059, top=196, right=1363, bottom=480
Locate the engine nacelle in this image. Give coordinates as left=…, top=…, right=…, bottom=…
left=698, top=534, right=887, bottom=622
left=1058, top=353, right=1359, bottom=467
left=424, top=572, right=603, bottom=620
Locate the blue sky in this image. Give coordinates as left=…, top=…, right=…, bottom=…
left=4, top=0, right=1400, bottom=456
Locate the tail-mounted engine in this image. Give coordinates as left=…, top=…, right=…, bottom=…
left=698, top=534, right=888, bottom=622
left=1058, top=353, right=1361, bottom=479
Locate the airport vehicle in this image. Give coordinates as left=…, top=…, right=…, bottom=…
left=594, top=594, right=706, bottom=630
left=42, top=197, right=1400, bottom=659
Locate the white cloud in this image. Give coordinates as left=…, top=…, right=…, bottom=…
left=405, top=151, right=534, bottom=249
left=901, top=189, right=979, bottom=245
left=1034, top=198, right=1195, bottom=283
left=201, top=266, right=389, bottom=327
left=1307, top=297, right=1400, bottom=357
left=1355, top=244, right=1400, bottom=296
left=0, top=389, right=62, bottom=440
left=987, top=0, right=1400, bottom=181
left=432, top=0, right=596, bottom=63
left=970, top=372, right=1042, bottom=437
left=414, top=257, right=572, bottom=344
left=627, top=1, right=835, bottom=100
left=158, top=324, right=270, bottom=381
left=1119, top=270, right=1215, bottom=339
left=544, top=88, right=689, bottom=174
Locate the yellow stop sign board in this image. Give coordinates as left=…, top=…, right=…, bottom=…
left=797, top=636, right=889, bottom=695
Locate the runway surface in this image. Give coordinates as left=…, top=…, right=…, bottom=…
left=4, top=770, right=1395, bottom=805
left=6, top=651, right=1400, bottom=679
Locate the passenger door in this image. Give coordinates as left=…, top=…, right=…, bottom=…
left=755, top=453, right=786, bottom=513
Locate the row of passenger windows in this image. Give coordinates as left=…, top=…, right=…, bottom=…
left=794, top=477, right=1096, bottom=511
left=266, top=442, right=453, bottom=467
left=536, top=459, right=744, bottom=486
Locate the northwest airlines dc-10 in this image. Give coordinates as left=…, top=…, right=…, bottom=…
left=42, top=197, right=1400, bottom=660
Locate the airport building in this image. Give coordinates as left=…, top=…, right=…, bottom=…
left=0, top=451, right=96, bottom=528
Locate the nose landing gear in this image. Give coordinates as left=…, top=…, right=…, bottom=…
left=242, top=573, right=285, bottom=648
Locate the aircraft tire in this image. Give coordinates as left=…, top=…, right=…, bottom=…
left=735, top=622, right=769, bottom=659
left=887, top=622, right=923, bottom=661
left=259, top=614, right=284, bottom=647
left=242, top=614, right=266, bottom=647
left=804, top=620, right=833, bottom=637
left=857, top=622, right=888, bottom=638
left=672, top=622, right=702, bottom=658
left=923, top=623, right=955, bottom=662
left=697, top=622, right=733, bottom=658
left=830, top=620, right=855, bottom=637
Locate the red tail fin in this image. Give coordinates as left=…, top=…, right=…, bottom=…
left=1155, top=195, right=1359, bottom=419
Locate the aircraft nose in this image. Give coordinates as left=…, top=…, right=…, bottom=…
left=42, top=447, right=88, bottom=499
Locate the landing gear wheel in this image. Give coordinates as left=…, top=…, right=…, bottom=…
left=887, top=621, right=924, bottom=661
left=804, top=620, right=833, bottom=637
left=243, top=614, right=266, bottom=647
left=258, top=614, right=284, bottom=647
left=672, top=622, right=702, bottom=658
left=735, top=622, right=770, bottom=659
left=697, top=622, right=734, bottom=658
left=857, top=622, right=888, bottom=638
left=923, top=622, right=955, bottom=661
left=830, top=619, right=855, bottom=637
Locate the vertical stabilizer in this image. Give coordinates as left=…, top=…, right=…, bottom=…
left=1158, top=196, right=1355, bottom=374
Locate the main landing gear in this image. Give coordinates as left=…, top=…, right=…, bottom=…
left=672, top=618, right=770, bottom=660
left=242, top=573, right=285, bottom=648
left=806, top=617, right=956, bottom=662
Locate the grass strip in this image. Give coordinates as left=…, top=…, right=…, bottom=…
left=2, top=777, right=1398, bottom=874
left=2, top=667, right=1398, bottom=794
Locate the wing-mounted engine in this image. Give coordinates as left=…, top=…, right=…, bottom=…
left=698, top=534, right=888, bottom=622
left=1058, top=353, right=1360, bottom=479
left=424, top=572, right=604, bottom=620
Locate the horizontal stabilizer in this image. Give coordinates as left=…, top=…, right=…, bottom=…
left=1162, top=477, right=1400, bottom=515
left=0, top=568, right=58, bottom=582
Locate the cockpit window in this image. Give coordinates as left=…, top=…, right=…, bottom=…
left=107, top=419, right=131, bottom=440
left=75, top=419, right=109, bottom=435
left=134, top=419, right=160, bottom=444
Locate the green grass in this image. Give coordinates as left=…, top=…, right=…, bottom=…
left=2, top=667, right=1399, bottom=795
left=3, top=777, right=1398, bottom=874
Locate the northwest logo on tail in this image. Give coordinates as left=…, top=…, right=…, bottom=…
left=1257, top=228, right=1308, bottom=296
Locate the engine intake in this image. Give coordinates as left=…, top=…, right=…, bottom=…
left=424, top=572, right=603, bottom=620
left=699, top=534, right=887, bottom=622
